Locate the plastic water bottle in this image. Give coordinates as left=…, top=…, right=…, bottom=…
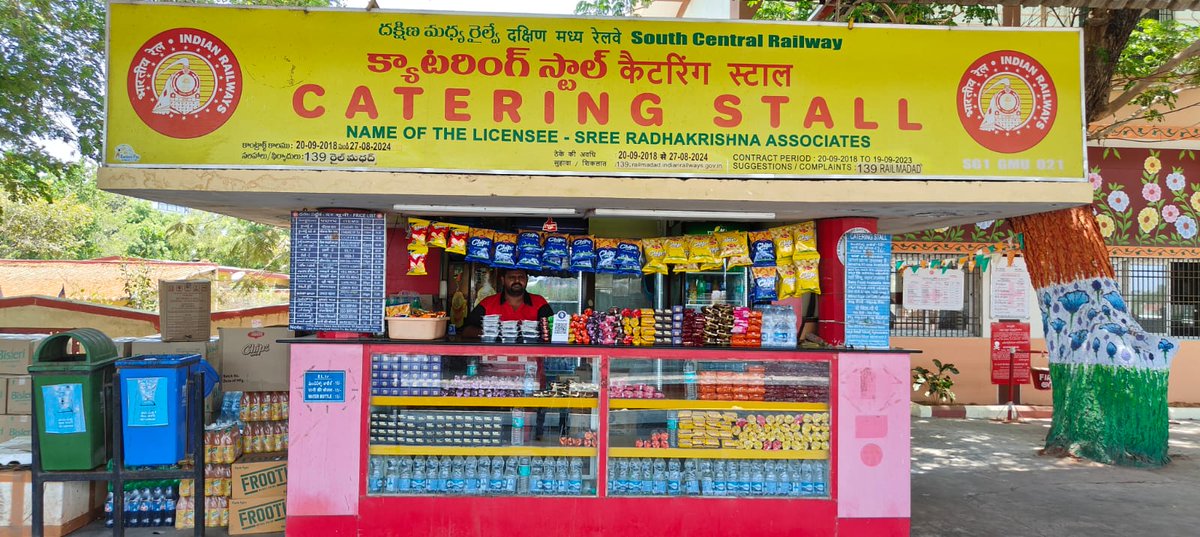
left=700, top=460, right=714, bottom=496
left=163, top=491, right=176, bottom=527
left=786, top=306, right=798, bottom=347
left=683, top=460, right=700, bottom=496
left=511, top=409, right=526, bottom=446
left=425, top=456, right=441, bottom=493
left=368, top=457, right=384, bottom=494
left=150, top=487, right=164, bottom=527
left=411, top=458, right=427, bottom=493
left=683, top=361, right=698, bottom=400
left=503, top=458, right=517, bottom=494
left=814, top=460, right=827, bottom=496
left=651, top=458, right=667, bottom=495
left=735, top=461, right=750, bottom=496
left=764, top=461, right=779, bottom=497
left=489, top=458, right=505, bottom=494
left=137, top=489, right=152, bottom=527
left=383, top=458, right=400, bottom=493
left=476, top=456, right=490, bottom=495
left=104, top=492, right=114, bottom=528
left=542, top=458, right=557, bottom=494
left=398, top=457, right=413, bottom=493
left=438, top=456, right=452, bottom=494
left=639, top=459, right=654, bottom=495
left=555, top=458, right=569, bottom=494
left=712, top=464, right=727, bottom=497
left=751, top=461, right=765, bottom=497
left=667, top=458, right=682, bottom=496
left=517, top=463, right=531, bottom=495
left=569, top=458, right=583, bottom=496
left=608, top=460, right=621, bottom=495
left=801, top=461, right=815, bottom=496
left=529, top=458, right=544, bottom=495
left=778, top=463, right=793, bottom=497
left=523, top=363, right=538, bottom=396
left=447, top=457, right=464, bottom=495
left=667, top=411, right=679, bottom=447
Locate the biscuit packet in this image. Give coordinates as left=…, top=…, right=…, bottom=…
left=465, top=228, right=494, bottom=264
left=445, top=224, right=469, bottom=255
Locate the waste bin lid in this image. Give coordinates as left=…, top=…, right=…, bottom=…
left=29, top=328, right=119, bottom=373
left=116, top=353, right=201, bottom=368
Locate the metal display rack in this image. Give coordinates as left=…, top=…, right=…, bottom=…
left=29, top=369, right=207, bottom=537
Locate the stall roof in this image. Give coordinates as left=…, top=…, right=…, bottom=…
left=881, top=0, right=1200, bottom=8
left=97, top=168, right=1090, bottom=234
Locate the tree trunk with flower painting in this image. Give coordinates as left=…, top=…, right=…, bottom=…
left=1011, top=207, right=1178, bottom=466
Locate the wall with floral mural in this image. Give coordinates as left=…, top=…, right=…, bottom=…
left=897, top=147, right=1200, bottom=249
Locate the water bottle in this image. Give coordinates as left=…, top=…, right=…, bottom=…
left=639, top=459, right=654, bottom=495
left=490, top=458, right=506, bottom=494
left=683, top=460, right=700, bottom=496
left=517, top=463, right=531, bottom=495
left=764, top=461, right=779, bottom=497
left=786, top=306, right=798, bottom=347
left=476, top=456, right=490, bottom=494
left=569, top=458, right=583, bottom=496
left=651, top=458, right=667, bottom=495
left=411, top=459, right=428, bottom=493
left=438, top=456, right=452, bottom=494
left=801, top=461, right=815, bottom=496
left=750, top=461, right=765, bottom=496
left=104, top=492, right=114, bottom=528
left=667, top=458, right=682, bottom=496
left=368, top=457, right=384, bottom=494
left=683, top=361, right=698, bottom=400
left=738, top=461, right=752, bottom=496
left=529, top=458, right=544, bottom=495
left=163, top=491, right=176, bottom=527
left=511, top=409, right=526, bottom=446
left=150, top=487, right=164, bottom=527
left=608, top=460, right=621, bottom=495
left=778, top=463, right=793, bottom=497
left=814, top=460, right=827, bottom=496
left=523, top=363, right=538, bottom=396
left=555, top=458, right=569, bottom=494
left=713, top=464, right=727, bottom=497
left=398, top=457, right=413, bottom=493
left=700, top=459, right=714, bottom=497
left=447, top=457, right=464, bottom=495
left=384, top=458, right=400, bottom=493
left=138, top=489, right=152, bottom=527
left=466, top=459, right=482, bottom=495
left=542, top=458, right=558, bottom=495
left=667, top=411, right=679, bottom=447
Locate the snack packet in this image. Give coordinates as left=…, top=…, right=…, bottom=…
left=595, top=238, right=619, bottom=273
left=699, top=262, right=725, bottom=272
left=663, top=237, right=689, bottom=265
left=794, top=252, right=821, bottom=294
left=752, top=266, right=779, bottom=302
left=517, top=247, right=542, bottom=271
left=791, top=221, right=817, bottom=253
left=771, top=225, right=795, bottom=261
left=465, top=228, right=494, bottom=264
left=542, top=234, right=569, bottom=266
left=408, top=218, right=430, bottom=248
left=428, top=222, right=449, bottom=249
left=407, top=243, right=429, bottom=276
left=492, top=232, right=518, bottom=269
left=617, top=240, right=643, bottom=275
left=688, top=235, right=718, bottom=265
left=776, top=262, right=797, bottom=299
left=672, top=263, right=699, bottom=273
left=517, top=231, right=544, bottom=253
left=641, top=238, right=667, bottom=275
left=570, top=235, right=595, bottom=272
left=446, top=224, right=469, bottom=255
left=749, top=231, right=777, bottom=267
left=715, top=231, right=748, bottom=260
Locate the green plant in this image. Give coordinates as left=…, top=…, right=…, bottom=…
left=912, top=359, right=960, bottom=404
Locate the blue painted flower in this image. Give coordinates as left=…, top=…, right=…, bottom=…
left=1042, top=292, right=1052, bottom=309
left=1091, top=338, right=1101, bottom=355
left=1176, top=216, right=1198, bottom=240
left=1092, top=280, right=1103, bottom=292
left=1106, top=342, right=1118, bottom=359
left=1041, top=313, right=1049, bottom=336
left=1050, top=318, right=1066, bottom=334
left=1107, top=190, right=1131, bottom=212
left=1069, top=330, right=1088, bottom=350
left=1119, top=348, right=1135, bottom=364
left=1167, top=172, right=1187, bottom=192
left=1054, top=303, right=1061, bottom=313
left=1059, top=291, right=1090, bottom=315
left=1087, top=309, right=1100, bottom=322
left=1100, top=323, right=1128, bottom=337
left=1102, top=305, right=1112, bottom=317
left=1102, top=292, right=1127, bottom=313
left=1159, top=339, right=1175, bottom=354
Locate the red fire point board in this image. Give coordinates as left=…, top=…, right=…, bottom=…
left=990, top=321, right=1030, bottom=385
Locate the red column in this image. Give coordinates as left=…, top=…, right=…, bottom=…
left=815, top=218, right=878, bottom=346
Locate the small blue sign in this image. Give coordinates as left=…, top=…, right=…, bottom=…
left=304, top=370, right=346, bottom=403
left=844, top=233, right=892, bottom=349
left=126, top=377, right=169, bottom=427
left=42, top=383, right=86, bottom=435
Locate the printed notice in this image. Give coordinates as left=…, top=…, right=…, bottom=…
left=303, top=370, right=346, bottom=403
left=844, top=234, right=892, bottom=349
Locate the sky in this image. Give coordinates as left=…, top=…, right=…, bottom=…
left=342, top=0, right=579, bottom=14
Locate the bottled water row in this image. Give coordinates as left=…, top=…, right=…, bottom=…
left=608, top=458, right=827, bottom=498
left=759, top=306, right=798, bottom=348
left=104, top=487, right=177, bottom=528
left=368, top=455, right=591, bottom=496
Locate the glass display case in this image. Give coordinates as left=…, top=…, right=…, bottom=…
left=684, top=267, right=749, bottom=308
left=606, top=357, right=830, bottom=498
left=365, top=352, right=600, bottom=497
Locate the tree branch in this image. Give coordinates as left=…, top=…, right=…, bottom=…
left=1098, top=37, right=1200, bottom=117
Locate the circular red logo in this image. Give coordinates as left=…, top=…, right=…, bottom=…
left=127, top=28, right=242, bottom=139
left=957, top=51, right=1057, bottom=154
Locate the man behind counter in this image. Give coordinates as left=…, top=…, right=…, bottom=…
left=461, top=268, right=554, bottom=338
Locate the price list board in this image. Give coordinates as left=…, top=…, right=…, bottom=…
left=289, top=211, right=386, bottom=333
left=844, top=233, right=893, bottom=349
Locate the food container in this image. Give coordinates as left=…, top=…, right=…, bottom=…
left=386, top=317, right=449, bottom=340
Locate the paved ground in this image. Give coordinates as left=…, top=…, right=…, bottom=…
left=912, top=417, right=1200, bottom=537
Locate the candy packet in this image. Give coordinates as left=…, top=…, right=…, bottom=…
left=752, top=266, right=779, bottom=302
left=595, top=238, right=620, bottom=273
left=492, top=232, right=518, bottom=269
left=641, top=238, right=668, bottom=275
left=688, top=235, right=718, bottom=265
left=465, top=228, right=494, bottom=264
left=445, top=224, right=469, bottom=255
left=794, top=252, right=821, bottom=294
left=570, top=235, right=595, bottom=271
left=791, top=221, right=817, bottom=253
left=663, top=237, right=689, bottom=265
left=617, top=240, right=643, bottom=275
left=771, top=225, right=795, bottom=261
left=749, top=231, right=777, bottom=267
left=428, top=222, right=449, bottom=249
left=407, top=243, right=428, bottom=276
left=408, top=217, right=430, bottom=248
left=776, top=262, right=797, bottom=299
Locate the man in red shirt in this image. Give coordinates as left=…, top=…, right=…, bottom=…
left=461, top=268, right=554, bottom=338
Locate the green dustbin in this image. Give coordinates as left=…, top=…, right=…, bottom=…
left=30, top=328, right=119, bottom=471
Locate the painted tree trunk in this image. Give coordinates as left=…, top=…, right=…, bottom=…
left=1011, top=207, right=1178, bottom=466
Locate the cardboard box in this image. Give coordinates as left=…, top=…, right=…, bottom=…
left=158, top=280, right=211, bottom=342
left=231, top=453, right=287, bottom=499
left=0, top=378, right=9, bottom=415
left=0, top=470, right=105, bottom=536
left=229, top=496, right=286, bottom=535
left=220, top=328, right=293, bottom=392
left=0, top=336, right=43, bottom=376
left=6, top=377, right=30, bottom=415
left=0, top=416, right=31, bottom=445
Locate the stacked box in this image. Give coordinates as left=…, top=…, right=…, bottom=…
left=0, top=334, right=41, bottom=443
left=370, top=354, right=442, bottom=397
left=229, top=454, right=287, bottom=534
left=369, top=410, right=504, bottom=446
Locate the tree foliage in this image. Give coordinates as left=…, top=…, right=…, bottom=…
left=575, top=0, right=652, bottom=16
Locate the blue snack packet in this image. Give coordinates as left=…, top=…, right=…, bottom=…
left=749, top=230, right=777, bottom=267
left=616, top=240, right=643, bottom=275
left=492, top=232, right=518, bottom=269
left=595, top=239, right=620, bottom=274
left=543, top=234, right=569, bottom=267
left=465, top=228, right=494, bottom=264
left=752, top=266, right=779, bottom=302
left=517, top=248, right=543, bottom=271
left=569, top=235, right=595, bottom=272
left=517, top=231, right=544, bottom=253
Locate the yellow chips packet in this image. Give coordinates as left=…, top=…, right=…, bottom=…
left=664, top=237, right=689, bottom=265
left=791, top=221, right=817, bottom=253
left=408, top=217, right=430, bottom=249
left=641, top=238, right=668, bottom=275
left=794, top=251, right=821, bottom=294
left=771, top=225, right=795, bottom=262
left=445, top=224, right=469, bottom=255
left=689, top=235, right=718, bottom=265
left=777, top=262, right=798, bottom=299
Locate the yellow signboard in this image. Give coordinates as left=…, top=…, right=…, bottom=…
left=106, top=2, right=1085, bottom=181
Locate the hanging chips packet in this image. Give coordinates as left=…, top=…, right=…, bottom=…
left=663, top=237, right=689, bottom=265
left=752, top=266, right=779, bottom=302
left=570, top=235, right=595, bottom=272
left=641, top=238, right=667, bottom=275
left=777, top=262, right=798, bottom=299
left=672, top=263, right=699, bottom=273
left=407, top=243, right=429, bottom=276
left=595, top=238, right=620, bottom=273
left=465, top=228, right=494, bottom=264
left=617, top=240, right=643, bottom=275
left=446, top=224, right=469, bottom=255
left=771, top=226, right=795, bottom=262
left=715, top=231, right=748, bottom=260
left=699, top=263, right=725, bottom=272
left=408, top=218, right=431, bottom=249
left=794, top=251, right=821, bottom=294
left=688, top=235, right=718, bottom=265
left=749, top=231, right=777, bottom=267
left=516, top=247, right=542, bottom=271
left=428, top=222, right=449, bottom=249
left=542, top=234, right=569, bottom=266
left=517, top=231, right=544, bottom=253
left=492, top=232, right=518, bottom=269
left=791, top=221, right=817, bottom=253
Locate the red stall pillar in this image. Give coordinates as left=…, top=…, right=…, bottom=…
left=816, top=218, right=879, bottom=346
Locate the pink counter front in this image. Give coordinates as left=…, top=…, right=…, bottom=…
left=285, top=341, right=911, bottom=537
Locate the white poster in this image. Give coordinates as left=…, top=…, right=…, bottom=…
left=990, top=256, right=1032, bottom=320
left=902, top=268, right=965, bottom=311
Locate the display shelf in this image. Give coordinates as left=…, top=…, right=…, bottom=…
left=608, top=399, right=829, bottom=412
left=369, top=445, right=597, bottom=457
left=607, top=448, right=828, bottom=460
left=371, top=396, right=599, bottom=409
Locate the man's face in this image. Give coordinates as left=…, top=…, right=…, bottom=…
left=502, top=270, right=528, bottom=296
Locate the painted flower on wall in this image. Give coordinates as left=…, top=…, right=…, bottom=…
left=1096, top=214, right=1115, bottom=238
left=1089, top=172, right=1104, bottom=190
left=1108, top=190, right=1131, bottom=212
left=1142, top=183, right=1162, bottom=203
left=1166, top=171, right=1187, bottom=192
left=976, top=220, right=994, bottom=230
left=1163, top=204, right=1181, bottom=223
left=1177, top=215, right=1198, bottom=240
left=1145, top=156, right=1162, bottom=174
left=1191, top=191, right=1200, bottom=213
left=1138, top=207, right=1160, bottom=234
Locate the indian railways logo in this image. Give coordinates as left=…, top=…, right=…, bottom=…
left=127, top=28, right=242, bottom=139
left=957, top=51, right=1056, bottom=154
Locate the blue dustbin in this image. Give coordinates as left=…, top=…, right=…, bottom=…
left=116, top=354, right=201, bottom=466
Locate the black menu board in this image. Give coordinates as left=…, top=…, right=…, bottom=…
left=289, top=211, right=386, bottom=333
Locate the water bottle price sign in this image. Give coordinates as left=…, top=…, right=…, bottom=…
left=303, top=370, right=346, bottom=403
